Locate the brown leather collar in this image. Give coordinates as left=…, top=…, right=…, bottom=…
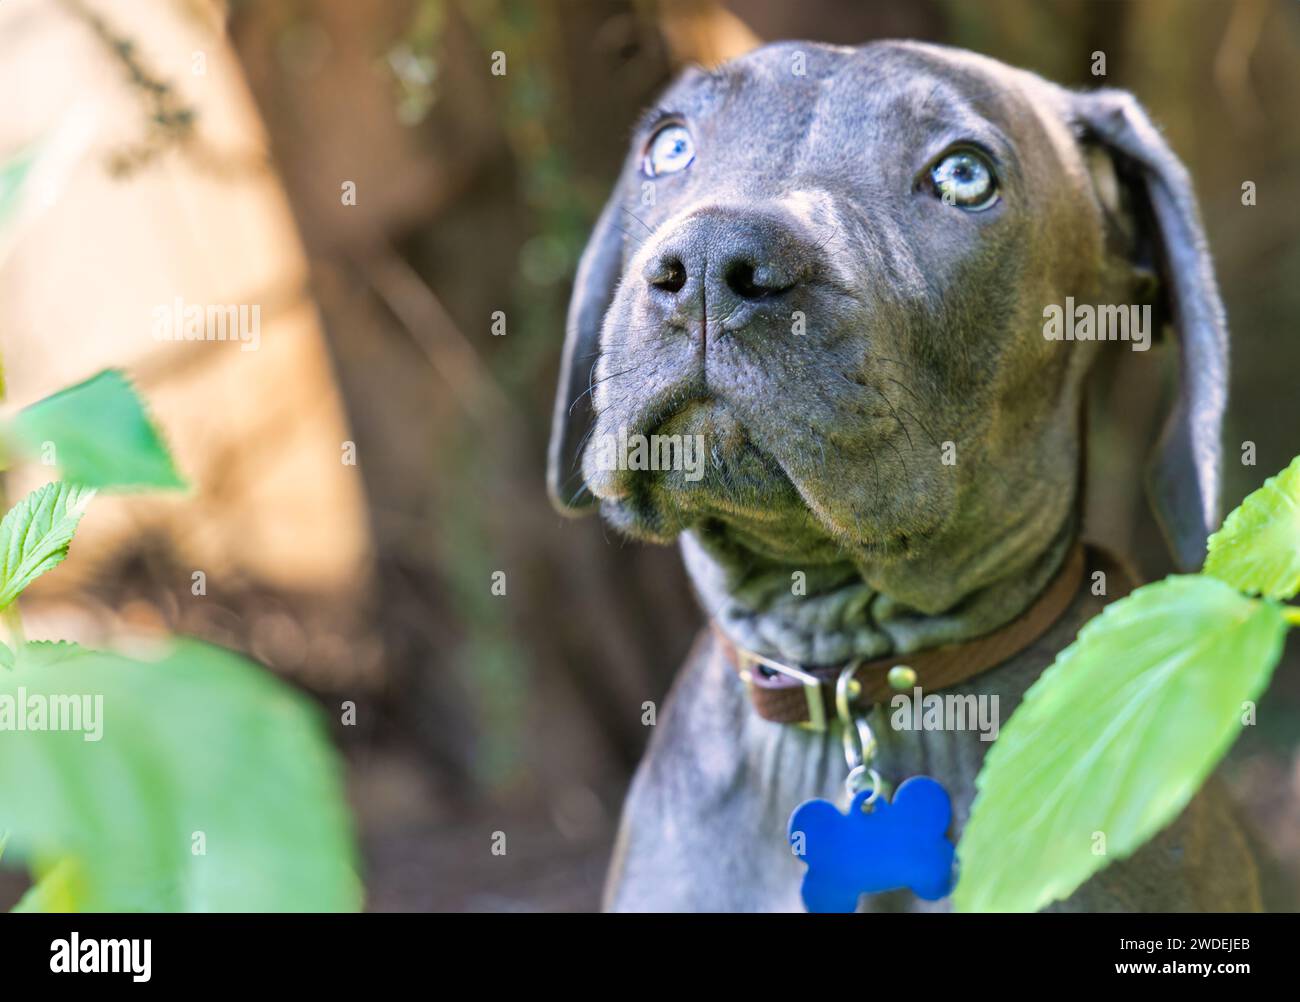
left=714, top=542, right=1088, bottom=729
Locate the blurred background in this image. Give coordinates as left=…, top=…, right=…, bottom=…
left=1, top=0, right=1296, bottom=911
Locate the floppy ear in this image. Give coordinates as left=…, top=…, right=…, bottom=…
left=1072, top=89, right=1228, bottom=571
left=546, top=194, right=627, bottom=516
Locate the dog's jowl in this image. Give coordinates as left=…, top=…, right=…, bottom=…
left=548, top=41, right=1254, bottom=913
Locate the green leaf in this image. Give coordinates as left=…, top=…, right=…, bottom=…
left=954, top=575, right=1287, bottom=913
left=7, top=370, right=185, bottom=490
left=0, top=482, right=96, bottom=609
left=0, top=639, right=360, bottom=911
left=1205, top=455, right=1300, bottom=600
left=12, top=858, right=83, bottom=913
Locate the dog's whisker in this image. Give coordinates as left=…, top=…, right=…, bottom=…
left=877, top=391, right=914, bottom=453
left=877, top=377, right=941, bottom=448
left=611, top=222, right=647, bottom=250
left=808, top=222, right=844, bottom=259
left=833, top=370, right=916, bottom=457
left=895, top=404, right=940, bottom=450
left=591, top=364, right=642, bottom=386
left=571, top=418, right=602, bottom=466
left=871, top=427, right=908, bottom=478
left=620, top=206, right=656, bottom=236
left=569, top=363, right=642, bottom=414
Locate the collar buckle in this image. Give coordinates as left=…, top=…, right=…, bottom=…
left=736, top=649, right=828, bottom=731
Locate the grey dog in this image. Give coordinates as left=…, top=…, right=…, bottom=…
left=547, top=40, right=1258, bottom=912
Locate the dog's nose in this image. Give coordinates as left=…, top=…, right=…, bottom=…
left=646, top=252, right=795, bottom=300
left=643, top=209, right=809, bottom=310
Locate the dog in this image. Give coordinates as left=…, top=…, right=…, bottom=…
left=546, top=40, right=1259, bottom=912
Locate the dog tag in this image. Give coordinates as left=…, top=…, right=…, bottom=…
left=787, top=776, right=956, bottom=913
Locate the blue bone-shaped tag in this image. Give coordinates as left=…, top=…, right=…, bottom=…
left=787, top=776, right=956, bottom=913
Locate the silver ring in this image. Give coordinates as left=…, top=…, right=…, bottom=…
left=845, top=765, right=884, bottom=808
left=841, top=714, right=877, bottom=772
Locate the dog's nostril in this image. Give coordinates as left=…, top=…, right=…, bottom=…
left=725, top=260, right=790, bottom=300
left=650, top=257, right=687, bottom=294
left=725, top=261, right=762, bottom=299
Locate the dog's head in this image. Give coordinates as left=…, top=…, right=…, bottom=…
left=549, top=41, right=1226, bottom=602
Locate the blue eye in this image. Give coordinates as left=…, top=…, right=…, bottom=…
left=930, top=150, right=998, bottom=210
left=644, top=124, right=694, bottom=177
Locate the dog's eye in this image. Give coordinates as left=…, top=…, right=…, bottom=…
left=930, top=150, right=998, bottom=210
left=644, top=124, right=694, bottom=177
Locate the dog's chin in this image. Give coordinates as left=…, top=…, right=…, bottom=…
left=600, top=488, right=850, bottom=559
left=598, top=460, right=936, bottom=563
left=599, top=480, right=928, bottom=568
left=586, top=398, right=933, bottom=562
left=587, top=398, right=819, bottom=548
left=596, top=455, right=821, bottom=551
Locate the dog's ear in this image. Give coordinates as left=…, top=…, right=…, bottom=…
left=1072, top=89, right=1229, bottom=571
left=547, top=194, right=626, bottom=515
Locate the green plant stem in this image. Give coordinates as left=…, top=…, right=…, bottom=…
left=0, top=478, right=19, bottom=649
left=3, top=604, right=24, bottom=648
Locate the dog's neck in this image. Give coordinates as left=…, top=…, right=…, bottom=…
left=681, top=518, right=1078, bottom=666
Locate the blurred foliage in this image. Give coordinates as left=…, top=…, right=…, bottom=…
left=0, top=370, right=359, bottom=911
left=8, top=371, right=185, bottom=490
left=393, top=0, right=602, bottom=790
left=0, top=640, right=360, bottom=911
left=386, top=0, right=445, bottom=125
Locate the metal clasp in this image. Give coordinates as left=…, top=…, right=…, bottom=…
left=737, top=650, right=828, bottom=731
left=836, top=663, right=885, bottom=810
